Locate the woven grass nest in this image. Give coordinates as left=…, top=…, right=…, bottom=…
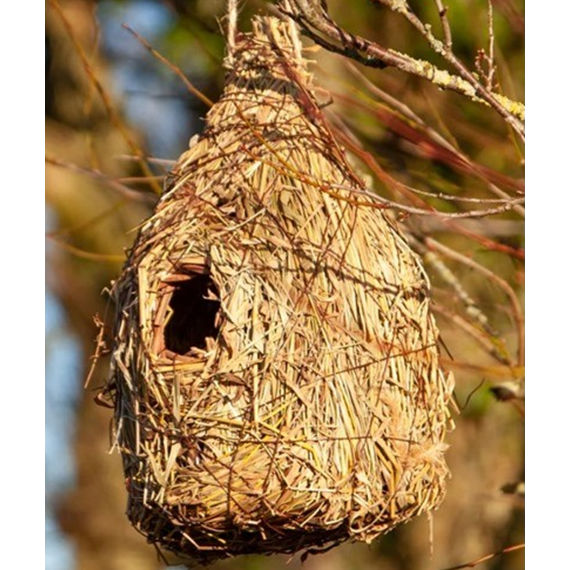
left=108, top=14, right=454, bottom=564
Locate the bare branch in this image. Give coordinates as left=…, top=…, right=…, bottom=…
left=373, top=0, right=523, bottom=137
left=434, top=0, right=453, bottom=50
left=423, top=237, right=524, bottom=367
left=486, top=0, right=497, bottom=90
left=408, top=235, right=500, bottom=341
left=342, top=65, right=525, bottom=218
left=279, top=0, right=524, bottom=139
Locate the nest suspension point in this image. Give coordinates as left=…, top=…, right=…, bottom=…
left=107, top=13, right=455, bottom=564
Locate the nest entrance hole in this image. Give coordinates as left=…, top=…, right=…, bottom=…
left=163, top=275, right=220, bottom=356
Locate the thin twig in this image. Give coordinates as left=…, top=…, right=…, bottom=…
left=433, top=304, right=512, bottom=366
left=326, top=183, right=525, bottom=219
left=440, top=358, right=524, bottom=380
left=47, top=200, right=129, bottom=239
left=48, top=0, right=162, bottom=194
left=425, top=237, right=524, bottom=367
left=487, top=183, right=524, bottom=217
left=259, top=150, right=525, bottom=219
left=409, top=235, right=500, bottom=341
left=486, top=0, right=496, bottom=90
left=434, top=0, right=453, bottom=50
left=46, top=235, right=126, bottom=262
left=346, top=63, right=460, bottom=156
left=114, top=155, right=176, bottom=167
left=46, top=156, right=157, bottom=204
left=336, top=67, right=526, bottom=217
left=122, top=24, right=214, bottom=108
left=441, top=542, right=524, bottom=570
left=327, top=119, right=525, bottom=260
left=406, top=186, right=521, bottom=205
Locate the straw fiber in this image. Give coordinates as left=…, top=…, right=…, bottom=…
left=108, top=15, right=454, bottom=564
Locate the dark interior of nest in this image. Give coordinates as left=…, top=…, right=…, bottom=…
left=156, top=273, right=221, bottom=359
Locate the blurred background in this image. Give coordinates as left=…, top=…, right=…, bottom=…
left=45, top=1, right=524, bottom=569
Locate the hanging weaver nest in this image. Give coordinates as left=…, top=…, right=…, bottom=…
left=107, top=13, right=454, bottom=565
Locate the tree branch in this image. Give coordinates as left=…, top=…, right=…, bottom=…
left=278, top=0, right=525, bottom=140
